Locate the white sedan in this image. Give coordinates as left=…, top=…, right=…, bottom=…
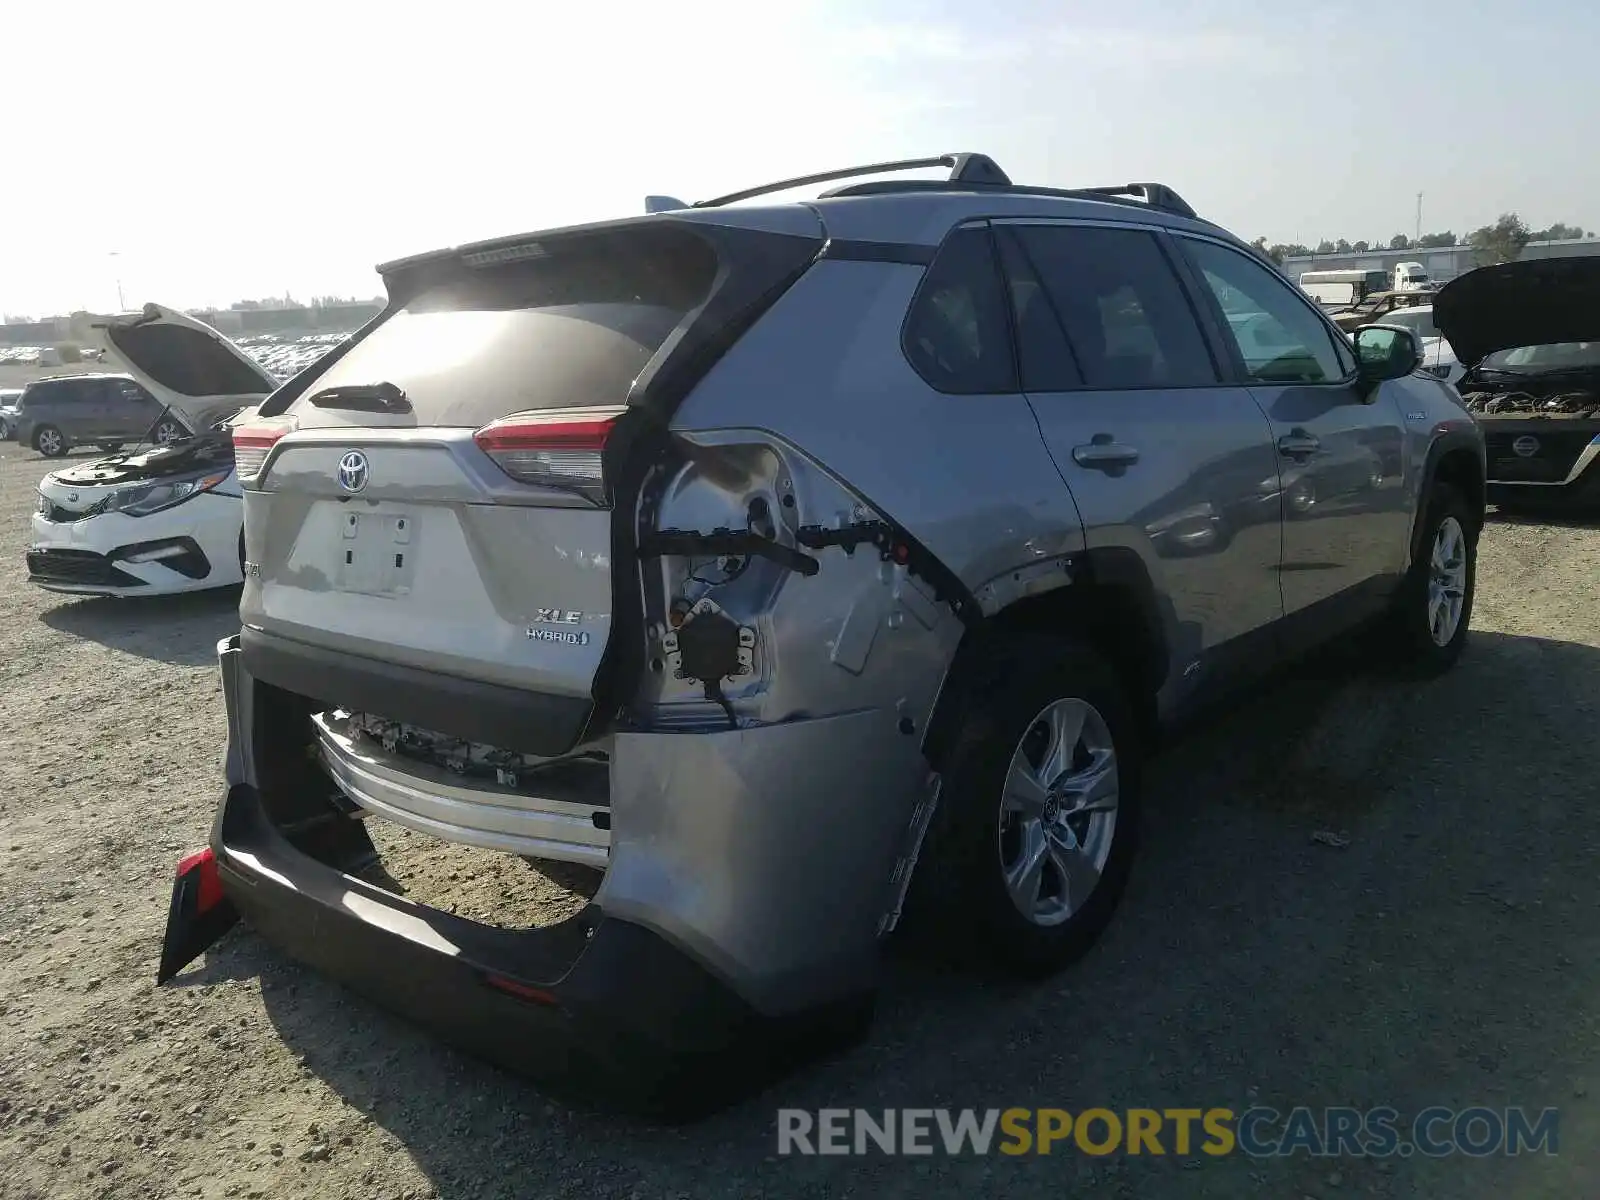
left=1366, top=305, right=1464, bottom=385
left=25, top=304, right=278, bottom=597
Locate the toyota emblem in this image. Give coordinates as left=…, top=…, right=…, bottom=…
left=338, top=450, right=370, bottom=493
left=1511, top=436, right=1540, bottom=458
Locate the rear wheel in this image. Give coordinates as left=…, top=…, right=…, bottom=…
left=1387, top=483, right=1477, bottom=675
left=153, top=419, right=184, bottom=445
left=915, top=636, right=1141, bottom=977
left=33, top=425, right=66, bottom=457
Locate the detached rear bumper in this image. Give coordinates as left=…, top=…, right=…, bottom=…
left=209, top=781, right=865, bottom=1117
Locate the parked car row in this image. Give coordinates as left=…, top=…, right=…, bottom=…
left=237, top=332, right=352, bottom=381
left=0, top=344, right=104, bottom=366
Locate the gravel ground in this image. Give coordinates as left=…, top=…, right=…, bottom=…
left=1, top=434, right=1597, bottom=1200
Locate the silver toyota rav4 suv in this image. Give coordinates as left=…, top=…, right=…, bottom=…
left=160, top=154, right=1486, bottom=1115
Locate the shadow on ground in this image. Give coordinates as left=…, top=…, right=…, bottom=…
left=206, top=629, right=1598, bottom=1199
left=1487, top=505, right=1599, bottom=530
left=39, top=585, right=242, bottom=666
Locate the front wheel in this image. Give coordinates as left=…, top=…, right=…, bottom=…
left=33, top=425, right=67, bottom=457
left=1387, top=483, right=1477, bottom=675
left=914, top=636, right=1141, bottom=977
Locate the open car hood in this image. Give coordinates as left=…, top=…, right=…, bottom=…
left=1434, top=258, right=1600, bottom=366
left=50, top=425, right=239, bottom=486
left=89, top=303, right=277, bottom=431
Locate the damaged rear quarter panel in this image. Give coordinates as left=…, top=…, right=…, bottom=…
left=594, top=257, right=1085, bottom=1013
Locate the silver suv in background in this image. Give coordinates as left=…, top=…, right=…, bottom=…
left=161, top=153, right=1486, bottom=1116
left=16, top=373, right=189, bottom=456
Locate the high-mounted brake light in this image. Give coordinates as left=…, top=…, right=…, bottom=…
left=473, top=407, right=625, bottom=501
left=232, top=423, right=293, bottom=483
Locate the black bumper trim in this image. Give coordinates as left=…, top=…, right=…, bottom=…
left=238, top=626, right=594, bottom=758
left=211, top=783, right=869, bottom=1117
left=26, top=547, right=147, bottom=588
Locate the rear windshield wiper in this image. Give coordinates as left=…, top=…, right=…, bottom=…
left=306, top=382, right=412, bottom=414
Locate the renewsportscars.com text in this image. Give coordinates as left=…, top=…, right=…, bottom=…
left=776, top=1106, right=1560, bottom=1158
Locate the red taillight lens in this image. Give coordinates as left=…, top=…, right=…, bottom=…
left=473, top=407, right=624, bottom=500
left=232, top=422, right=293, bottom=483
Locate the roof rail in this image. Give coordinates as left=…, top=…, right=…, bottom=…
left=819, top=178, right=1200, bottom=222
left=692, top=152, right=1011, bottom=209
left=1076, top=183, right=1198, bottom=220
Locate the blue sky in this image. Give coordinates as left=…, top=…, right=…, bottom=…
left=3, top=0, right=1594, bottom=315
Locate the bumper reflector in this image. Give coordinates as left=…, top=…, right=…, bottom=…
left=483, top=973, right=561, bottom=1007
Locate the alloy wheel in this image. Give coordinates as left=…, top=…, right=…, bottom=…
left=998, top=697, right=1120, bottom=927
left=1427, top=515, right=1468, bottom=647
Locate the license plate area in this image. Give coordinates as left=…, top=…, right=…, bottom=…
left=335, top=508, right=416, bottom=596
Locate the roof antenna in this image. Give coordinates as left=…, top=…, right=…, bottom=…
left=645, top=195, right=688, bottom=214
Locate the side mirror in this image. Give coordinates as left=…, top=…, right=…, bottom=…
left=1353, top=323, right=1422, bottom=399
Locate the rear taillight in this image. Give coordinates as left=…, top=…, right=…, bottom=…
left=232, top=422, right=293, bottom=482
left=473, top=407, right=624, bottom=502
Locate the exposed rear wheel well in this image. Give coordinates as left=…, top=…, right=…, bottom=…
left=921, top=580, right=1166, bottom=769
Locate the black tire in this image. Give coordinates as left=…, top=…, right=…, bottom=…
left=1387, top=482, right=1477, bottom=675
left=154, top=419, right=184, bottom=445
left=33, top=424, right=67, bottom=457
left=913, top=635, right=1142, bottom=978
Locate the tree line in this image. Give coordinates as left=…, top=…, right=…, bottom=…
left=1250, top=214, right=1593, bottom=268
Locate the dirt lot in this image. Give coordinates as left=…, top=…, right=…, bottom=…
left=1, top=435, right=1596, bottom=1200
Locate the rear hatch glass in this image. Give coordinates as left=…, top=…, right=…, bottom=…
left=288, top=224, right=720, bottom=428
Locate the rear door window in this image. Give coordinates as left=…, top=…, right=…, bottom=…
left=902, top=225, right=1018, bottom=394
left=295, top=225, right=721, bottom=427
left=108, top=379, right=155, bottom=408
left=997, top=225, right=1219, bottom=389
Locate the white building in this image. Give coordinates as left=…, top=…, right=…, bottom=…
left=1280, top=237, right=1600, bottom=284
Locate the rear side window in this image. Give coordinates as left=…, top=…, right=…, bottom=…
left=298, top=225, right=721, bottom=426
left=25, top=382, right=75, bottom=405
left=997, top=226, right=1218, bottom=389
left=902, top=225, right=1018, bottom=394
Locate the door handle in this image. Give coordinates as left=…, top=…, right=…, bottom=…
left=1072, top=437, right=1140, bottom=471
left=1277, top=431, right=1320, bottom=459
